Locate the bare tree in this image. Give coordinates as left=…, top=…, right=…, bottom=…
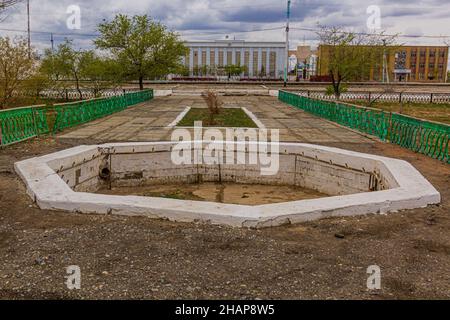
left=317, top=26, right=398, bottom=99
left=0, top=0, right=22, bottom=10
left=202, top=90, right=223, bottom=125
left=0, top=0, right=23, bottom=21
left=0, top=37, right=36, bottom=109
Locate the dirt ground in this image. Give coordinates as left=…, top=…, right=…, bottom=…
left=1, top=135, right=449, bottom=300
left=97, top=183, right=327, bottom=206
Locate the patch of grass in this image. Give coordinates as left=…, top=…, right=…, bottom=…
left=2, top=97, right=66, bottom=110
left=177, top=108, right=258, bottom=128
left=348, top=100, right=450, bottom=124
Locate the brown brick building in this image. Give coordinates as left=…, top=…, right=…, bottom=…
left=317, top=45, right=449, bottom=83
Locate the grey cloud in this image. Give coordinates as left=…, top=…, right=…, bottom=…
left=0, top=0, right=447, bottom=52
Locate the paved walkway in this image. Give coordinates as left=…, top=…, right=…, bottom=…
left=58, top=96, right=374, bottom=144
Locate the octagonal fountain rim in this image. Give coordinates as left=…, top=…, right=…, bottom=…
left=14, top=141, right=441, bottom=229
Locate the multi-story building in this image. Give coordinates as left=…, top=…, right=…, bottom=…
left=182, top=40, right=287, bottom=79
left=289, top=45, right=318, bottom=80
left=317, top=45, right=449, bottom=83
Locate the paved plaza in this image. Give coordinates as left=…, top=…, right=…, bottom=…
left=58, top=96, right=374, bottom=145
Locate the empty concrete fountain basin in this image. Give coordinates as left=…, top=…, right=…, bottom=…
left=14, top=142, right=440, bottom=228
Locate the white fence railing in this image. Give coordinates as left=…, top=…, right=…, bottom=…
left=296, top=91, right=450, bottom=104
left=38, top=88, right=140, bottom=100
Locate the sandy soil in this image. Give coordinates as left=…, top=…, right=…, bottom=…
left=97, top=183, right=327, bottom=206
left=0, top=135, right=449, bottom=300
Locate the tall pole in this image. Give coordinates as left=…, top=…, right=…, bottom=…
left=27, top=0, right=31, bottom=58
left=284, top=0, right=291, bottom=87
left=382, top=39, right=390, bottom=84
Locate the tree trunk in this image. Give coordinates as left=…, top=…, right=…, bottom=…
left=74, top=74, right=83, bottom=100
left=335, top=79, right=341, bottom=100
left=330, top=72, right=340, bottom=99
left=139, top=76, right=144, bottom=91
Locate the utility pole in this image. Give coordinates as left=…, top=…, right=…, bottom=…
left=50, top=33, right=54, bottom=52
left=382, top=39, right=385, bottom=83
left=284, top=0, right=291, bottom=87
left=382, top=39, right=390, bottom=84
left=26, top=0, right=31, bottom=58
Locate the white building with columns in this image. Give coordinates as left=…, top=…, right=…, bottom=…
left=182, top=40, right=286, bottom=79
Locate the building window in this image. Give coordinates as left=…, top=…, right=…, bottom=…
left=193, top=51, right=198, bottom=68
left=236, top=51, right=241, bottom=65
left=210, top=50, right=215, bottom=66
left=270, top=52, right=276, bottom=77
left=218, top=51, right=224, bottom=67
left=261, top=51, right=267, bottom=76
left=395, top=51, right=407, bottom=70
left=227, top=51, right=232, bottom=65
left=201, top=51, right=207, bottom=67
left=244, top=51, right=250, bottom=76
left=253, top=51, right=259, bottom=77
left=420, top=49, right=426, bottom=57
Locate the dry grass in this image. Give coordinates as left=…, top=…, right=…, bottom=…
left=349, top=100, right=450, bottom=124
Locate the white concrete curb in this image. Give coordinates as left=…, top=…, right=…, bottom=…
left=167, top=106, right=191, bottom=128
left=242, top=107, right=266, bottom=129
left=154, top=90, right=173, bottom=97
left=269, top=90, right=279, bottom=97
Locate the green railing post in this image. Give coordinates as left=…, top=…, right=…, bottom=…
left=278, top=90, right=449, bottom=164
left=0, top=89, right=154, bottom=146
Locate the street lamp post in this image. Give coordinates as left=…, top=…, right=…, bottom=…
left=284, top=0, right=291, bottom=87
left=27, top=0, right=31, bottom=58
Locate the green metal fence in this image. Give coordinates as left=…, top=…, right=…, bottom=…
left=279, top=91, right=449, bottom=164
left=0, top=105, right=49, bottom=146
left=0, top=90, right=153, bottom=146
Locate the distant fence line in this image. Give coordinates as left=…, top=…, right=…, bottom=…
left=0, top=90, right=153, bottom=146
left=294, top=90, right=450, bottom=104
left=279, top=91, right=449, bottom=164
left=38, top=88, right=141, bottom=101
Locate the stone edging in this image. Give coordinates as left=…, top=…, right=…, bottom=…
left=15, top=142, right=441, bottom=229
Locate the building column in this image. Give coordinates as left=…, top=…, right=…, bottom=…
left=249, top=48, right=254, bottom=77
left=224, top=50, right=228, bottom=67
left=232, top=48, right=236, bottom=65
left=215, top=48, right=219, bottom=65
left=240, top=48, right=245, bottom=77
left=266, top=48, right=271, bottom=77
left=206, top=47, right=211, bottom=66
left=189, top=48, right=194, bottom=76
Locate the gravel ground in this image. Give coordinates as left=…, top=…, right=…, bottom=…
left=0, top=134, right=449, bottom=300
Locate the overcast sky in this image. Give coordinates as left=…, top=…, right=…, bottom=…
left=0, top=0, right=449, bottom=52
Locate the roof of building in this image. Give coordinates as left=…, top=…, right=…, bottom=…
left=184, top=40, right=286, bottom=48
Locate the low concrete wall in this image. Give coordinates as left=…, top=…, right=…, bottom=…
left=106, top=150, right=375, bottom=196
left=15, top=142, right=440, bottom=228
